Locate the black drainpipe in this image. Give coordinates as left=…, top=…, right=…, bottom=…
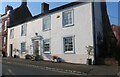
left=92, top=2, right=97, bottom=65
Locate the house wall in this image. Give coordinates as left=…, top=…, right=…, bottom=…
left=7, top=3, right=94, bottom=64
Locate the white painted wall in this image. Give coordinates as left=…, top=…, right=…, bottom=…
left=7, top=2, right=96, bottom=64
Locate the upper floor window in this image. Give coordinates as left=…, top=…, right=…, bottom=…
left=21, top=24, right=27, bottom=36
left=63, top=9, right=74, bottom=27
left=43, top=39, right=50, bottom=54
left=4, top=21, right=7, bottom=31
left=21, top=42, right=26, bottom=53
left=3, top=36, right=6, bottom=46
left=10, top=29, right=14, bottom=39
left=43, top=16, right=51, bottom=31
left=63, top=36, right=75, bottom=53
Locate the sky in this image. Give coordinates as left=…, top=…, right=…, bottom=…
left=0, top=1, right=119, bottom=25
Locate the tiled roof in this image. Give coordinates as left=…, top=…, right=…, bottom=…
left=8, top=2, right=83, bottom=28
left=9, top=4, right=32, bottom=27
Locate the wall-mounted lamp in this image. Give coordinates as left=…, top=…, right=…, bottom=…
left=57, top=15, right=60, bottom=18
left=35, top=32, right=38, bottom=36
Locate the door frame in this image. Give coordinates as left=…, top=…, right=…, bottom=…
left=32, top=40, right=40, bottom=56
left=10, top=44, right=13, bottom=57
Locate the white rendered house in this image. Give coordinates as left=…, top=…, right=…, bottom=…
left=7, top=2, right=111, bottom=64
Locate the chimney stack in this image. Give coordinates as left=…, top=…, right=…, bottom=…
left=22, top=0, right=27, bottom=6
left=41, top=2, right=49, bottom=14
left=5, top=5, right=13, bottom=14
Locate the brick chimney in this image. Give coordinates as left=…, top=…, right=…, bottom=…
left=41, top=2, right=49, bottom=14
left=5, top=5, right=13, bottom=14
left=22, top=0, right=27, bottom=6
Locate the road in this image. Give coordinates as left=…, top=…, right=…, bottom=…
left=2, top=62, right=118, bottom=77
left=2, top=62, right=72, bottom=75
left=1, top=58, right=118, bottom=77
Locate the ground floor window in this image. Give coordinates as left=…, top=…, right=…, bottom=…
left=63, top=36, right=75, bottom=53
left=43, top=39, right=50, bottom=54
left=21, top=42, right=26, bottom=53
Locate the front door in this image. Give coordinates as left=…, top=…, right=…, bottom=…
left=10, top=44, right=13, bottom=57
left=33, top=40, right=40, bottom=56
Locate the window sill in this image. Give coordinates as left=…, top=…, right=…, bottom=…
left=21, top=35, right=27, bottom=36
left=63, top=24, right=74, bottom=28
left=43, top=29, right=51, bottom=32
left=64, top=51, right=75, bottom=54
left=44, top=51, right=51, bottom=54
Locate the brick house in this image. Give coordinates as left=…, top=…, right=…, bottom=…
left=112, top=24, right=120, bottom=51
left=0, top=5, right=13, bottom=57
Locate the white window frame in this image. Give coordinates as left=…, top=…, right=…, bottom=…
left=62, top=9, right=74, bottom=27
left=3, top=37, right=6, bottom=45
left=4, top=21, right=7, bottom=31
left=43, top=15, right=51, bottom=31
left=43, top=39, right=51, bottom=54
left=63, top=36, right=75, bottom=54
left=10, top=29, right=14, bottom=39
left=21, top=42, right=26, bottom=53
left=21, top=23, right=27, bottom=36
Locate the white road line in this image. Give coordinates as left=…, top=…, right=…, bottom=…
left=8, top=69, right=16, bottom=75
left=4, top=61, right=86, bottom=75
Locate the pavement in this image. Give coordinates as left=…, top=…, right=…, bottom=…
left=2, top=57, right=119, bottom=76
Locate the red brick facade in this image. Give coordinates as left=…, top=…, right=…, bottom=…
left=1, top=17, right=9, bottom=56
left=112, top=24, right=120, bottom=49
left=0, top=5, right=13, bottom=57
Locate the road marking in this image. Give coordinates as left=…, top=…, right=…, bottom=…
left=7, top=61, right=11, bottom=64
left=8, top=69, right=16, bottom=75
left=3, top=60, right=87, bottom=75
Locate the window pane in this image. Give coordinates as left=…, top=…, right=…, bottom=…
left=43, top=39, right=50, bottom=53
left=10, top=29, right=14, bottom=39
left=4, top=21, right=7, bottom=31
left=43, top=16, right=51, bottom=31
left=64, top=36, right=74, bottom=52
left=21, top=24, right=27, bottom=36
left=21, top=42, right=26, bottom=52
left=63, top=10, right=73, bottom=26
left=3, top=37, right=6, bottom=45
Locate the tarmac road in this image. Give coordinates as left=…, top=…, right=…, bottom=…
left=2, top=62, right=71, bottom=75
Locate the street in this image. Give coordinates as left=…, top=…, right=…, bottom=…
left=2, top=61, right=72, bottom=75
left=1, top=57, right=118, bottom=77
